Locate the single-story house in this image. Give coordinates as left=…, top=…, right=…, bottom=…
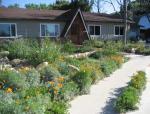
left=0, top=8, right=133, bottom=44
left=138, top=14, right=150, bottom=41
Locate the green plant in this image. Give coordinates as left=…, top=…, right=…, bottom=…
left=129, top=71, right=146, bottom=93
left=115, top=86, right=139, bottom=113
left=72, top=70, right=92, bottom=94
left=0, top=69, right=26, bottom=91
left=62, top=41, right=76, bottom=54
left=22, top=68, right=41, bottom=87
left=60, top=81, right=79, bottom=101
left=100, top=58, right=118, bottom=76
left=48, top=101, right=69, bottom=114
left=39, top=65, right=61, bottom=82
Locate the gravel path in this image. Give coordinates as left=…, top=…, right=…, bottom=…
left=69, top=54, right=150, bottom=114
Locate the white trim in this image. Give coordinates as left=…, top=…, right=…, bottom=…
left=88, top=24, right=101, bottom=37
left=0, top=23, right=17, bottom=38
left=64, top=9, right=90, bottom=39
left=40, top=23, right=60, bottom=37
left=114, top=25, right=124, bottom=36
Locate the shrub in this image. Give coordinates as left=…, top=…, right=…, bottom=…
left=129, top=71, right=146, bottom=93
left=100, top=58, right=118, bottom=76
left=115, top=86, right=139, bottom=113
left=0, top=69, right=26, bottom=91
left=115, top=71, right=147, bottom=113
left=72, top=70, right=92, bottom=94
left=39, top=65, right=61, bottom=82
left=79, top=59, right=104, bottom=84
left=61, top=41, right=76, bottom=54
left=20, top=68, right=41, bottom=87
left=60, top=81, right=79, bottom=101
left=83, top=40, right=104, bottom=48
left=48, top=101, right=69, bottom=114
left=28, top=39, right=62, bottom=66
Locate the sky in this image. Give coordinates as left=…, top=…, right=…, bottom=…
left=2, top=0, right=121, bottom=13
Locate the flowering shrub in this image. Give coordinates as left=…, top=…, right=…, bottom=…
left=73, top=70, right=92, bottom=94
left=110, top=55, right=124, bottom=67
left=0, top=69, right=26, bottom=92
left=115, top=71, right=147, bottom=113
left=39, top=65, right=61, bottom=82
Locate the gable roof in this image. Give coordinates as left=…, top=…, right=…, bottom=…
left=60, top=8, right=90, bottom=38
left=0, top=8, right=133, bottom=23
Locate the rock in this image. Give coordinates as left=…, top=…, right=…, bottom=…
left=0, top=57, right=9, bottom=64
left=0, top=51, right=9, bottom=58
left=0, top=64, right=12, bottom=70
left=36, top=62, right=49, bottom=71
left=10, top=59, right=28, bottom=67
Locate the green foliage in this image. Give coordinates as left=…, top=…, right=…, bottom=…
left=115, top=71, right=147, bottom=113
left=28, top=39, right=61, bottom=66
left=48, top=101, right=69, bottom=114
left=39, top=65, right=61, bottom=82
left=129, top=71, right=146, bottom=93
left=62, top=41, right=76, bottom=54
left=23, top=68, right=41, bottom=87
left=6, top=39, right=62, bottom=66
left=115, top=87, right=139, bottom=113
left=73, top=70, right=92, bottom=94
left=100, top=58, right=118, bottom=76
left=83, top=40, right=104, bottom=48
left=60, top=81, right=79, bottom=101
left=0, top=69, right=26, bottom=90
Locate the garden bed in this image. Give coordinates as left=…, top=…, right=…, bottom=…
left=0, top=39, right=126, bottom=114
left=114, top=71, right=147, bottom=113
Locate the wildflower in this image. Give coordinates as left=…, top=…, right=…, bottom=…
left=26, top=96, right=30, bottom=99
left=6, top=88, right=13, bottom=93
left=58, top=83, right=63, bottom=88
left=58, top=77, right=64, bottom=82
left=49, top=81, right=55, bottom=86
left=54, top=90, right=58, bottom=95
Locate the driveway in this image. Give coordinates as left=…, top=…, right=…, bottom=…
left=69, top=54, right=150, bottom=114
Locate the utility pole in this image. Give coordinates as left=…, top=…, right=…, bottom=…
left=124, top=0, right=127, bottom=45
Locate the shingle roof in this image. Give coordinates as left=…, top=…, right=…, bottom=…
left=0, top=8, right=133, bottom=23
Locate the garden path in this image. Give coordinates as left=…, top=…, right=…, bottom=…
left=69, top=54, right=150, bottom=114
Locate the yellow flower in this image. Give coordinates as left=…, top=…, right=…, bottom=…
left=26, top=96, right=30, bottom=99
left=6, top=88, right=12, bottom=93
left=58, top=83, right=63, bottom=88
left=49, top=81, right=55, bottom=86
left=58, top=77, right=64, bottom=82
left=54, top=90, right=58, bottom=95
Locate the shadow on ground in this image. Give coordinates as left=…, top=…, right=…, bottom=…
left=99, top=87, right=124, bottom=114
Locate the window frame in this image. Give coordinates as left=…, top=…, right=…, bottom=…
left=40, top=23, right=60, bottom=37
left=88, top=25, right=101, bottom=37
left=114, top=25, right=124, bottom=36
left=0, top=23, right=17, bottom=38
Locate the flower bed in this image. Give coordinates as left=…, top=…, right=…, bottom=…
left=114, top=71, right=147, bottom=113
left=0, top=39, right=126, bottom=114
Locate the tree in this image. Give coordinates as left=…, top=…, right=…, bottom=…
left=8, top=3, right=20, bottom=8
left=0, top=0, right=2, bottom=7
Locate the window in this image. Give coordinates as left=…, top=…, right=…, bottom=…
left=88, top=25, right=101, bottom=36
left=0, top=23, right=17, bottom=37
left=40, top=24, right=60, bottom=37
left=114, top=25, right=124, bottom=36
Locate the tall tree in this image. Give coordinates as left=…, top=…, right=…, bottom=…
left=8, top=3, right=20, bottom=8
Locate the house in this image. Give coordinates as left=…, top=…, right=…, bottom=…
left=0, top=8, right=133, bottom=44
left=138, top=14, right=150, bottom=42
